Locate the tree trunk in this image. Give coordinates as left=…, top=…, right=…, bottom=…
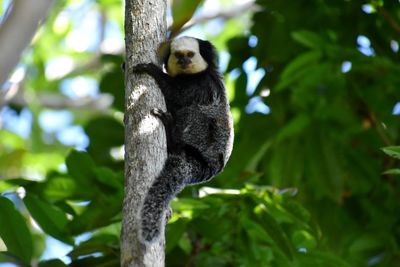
left=121, top=0, right=167, bottom=266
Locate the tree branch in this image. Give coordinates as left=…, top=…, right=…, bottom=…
left=0, top=0, right=53, bottom=87
left=0, top=82, right=113, bottom=111
left=378, top=7, right=400, bottom=35
left=171, top=0, right=258, bottom=36
left=121, top=0, right=167, bottom=266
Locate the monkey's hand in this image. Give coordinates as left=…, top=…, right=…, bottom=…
left=152, top=108, right=180, bottom=153
left=131, top=63, right=172, bottom=94
left=132, top=63, right=159, bottom=74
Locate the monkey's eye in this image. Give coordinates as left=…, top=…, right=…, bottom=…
left=187, top=51, right=194, bottom=58
left=174, top=52, right=184, bottom=58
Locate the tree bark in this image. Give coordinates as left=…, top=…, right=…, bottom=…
left=121, top=0, right=167, bottom=267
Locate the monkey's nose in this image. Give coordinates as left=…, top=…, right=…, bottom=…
left=177, top=57, right=191, bottom=68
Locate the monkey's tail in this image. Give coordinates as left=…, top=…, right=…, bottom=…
left=140, top=155, right=189, bottom=243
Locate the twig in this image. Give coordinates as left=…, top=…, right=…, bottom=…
left=0, top=82, right=113, bottom=111
left=378, top=7, right=400, bottom=35
left=0, top=0, right=53, bottom=86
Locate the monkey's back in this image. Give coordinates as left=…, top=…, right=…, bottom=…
left=169, top=72, right=234, bottom=171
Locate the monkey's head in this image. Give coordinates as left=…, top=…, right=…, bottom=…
left=164, top=37, right=218, bottom=77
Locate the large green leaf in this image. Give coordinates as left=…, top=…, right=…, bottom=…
left=66, top=150, right=96, bottom=183
left=381, top=146, right=400, bottom=160
left=383, top=168, right=400, bottom=175
left=68, top=197, right=122, bottom=235
left=38, top=259, right=68, bottom=267
left=298, top=251, right=353, bottom=267
left=99, top=69, right=124, bottom=111
left=276, top=50, right=322, bottom=91
left=170, top=0, right=203, bottom=34
left=0, top=196, right=33, bottom=263
left=0, top=251, right=29, bottom=266
left=254, top=206, right=294, bottom=261
left=23, top=193, right=73, bottom=244
left=68, top=234, right=119, bottom=260
left=40, top=175, right=77, bottom=201
left=291, top=30, right=324, bottom=49
left=166, top=219, right=187, bottom=253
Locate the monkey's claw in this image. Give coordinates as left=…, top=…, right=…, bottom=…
left=151, top=108, right=172, bottom=122
left=151, top=108, right=165, bottom=117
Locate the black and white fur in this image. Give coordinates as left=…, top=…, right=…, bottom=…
left=132, top=37, right=234, bottom=243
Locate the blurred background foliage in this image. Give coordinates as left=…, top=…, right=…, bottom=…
left=1, top=0, right=400, bottom=266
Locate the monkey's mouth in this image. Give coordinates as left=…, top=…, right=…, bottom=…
left=180, top=63, right=191, bottom=69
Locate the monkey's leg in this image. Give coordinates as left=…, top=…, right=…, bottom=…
left=183, top=145, right=225, bottom=185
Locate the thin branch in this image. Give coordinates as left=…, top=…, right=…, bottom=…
left=0, top=0, right=53, bottom=86
left=378, top=7, right=400, bottom=35
left=0, top=83, right=113, bottom=111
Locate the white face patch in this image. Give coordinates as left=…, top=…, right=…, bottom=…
left=167, top=37, right=208, bottom=77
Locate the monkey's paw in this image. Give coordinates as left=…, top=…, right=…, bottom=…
left=151, top=108, right=173, bottom=124
left=165, top=206, right=173, bottom=222
left=151, top=108, right=165, bottom=117
left=131, top=63, right=153, bottom=73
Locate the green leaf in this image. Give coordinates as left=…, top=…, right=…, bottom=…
left=65, top=151, right=100, bottom=198
left=347, top=234, right=383, bottom=254
left=291, top=30, right=324, bottom=49
left=291, top=230, right=317, bottom=250
left=85, top=117, right=124, bottom=166
left=66, top=150, right=96, bottom=182
left=0, top=251, right=29, bottom=266
left=41, top=175, right=77, bottom=201
left=23, top=193, right=73, bottom=244
left=94, top=167, right=123, bottom=190
left=166, top=219, right=187, bottom=253
left=298, top=251, right=353, bottom=267
left=191, top=217, right=229, bottom=240
left=69, top=255, right=119, bottom=267
left=99, top=70, right=124, bottom=111
left=39, top=259, right=68, bottom=267
left=276, top=50, right=322, bottom=91
left=68, top=234, right=119, bottom=260
left=178, top=236, right=192, bottom=255
left=381, top=146, right=400, bottom=160
left=171, top=0, right=203, bottom=33
left=245, top=140, right=271, bottom=172
left=0, top=196, right=33, bottom=263
left=171, top=198, right=210, bottom=211
left=240, top=216, right=270, bottom=242
left=276, top=114, right=310, bottom=142
left=68, top=197, right=122, bottom=235
left=383, top=168, right=400, bottom=175
left=254, top=207, right=294, bottom=260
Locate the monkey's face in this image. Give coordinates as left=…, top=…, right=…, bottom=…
left=167, top=37, right=208, bottom=77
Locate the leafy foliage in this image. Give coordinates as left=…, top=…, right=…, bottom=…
left=1, top=0, right=400, bottom=266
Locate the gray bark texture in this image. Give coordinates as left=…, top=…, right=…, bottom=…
left=121, top=0, right=167, bottom=266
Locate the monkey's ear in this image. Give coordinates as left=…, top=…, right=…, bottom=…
left=196, top=39, right=218, bottom=69
left=157, top=40, right=171, bottom=66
